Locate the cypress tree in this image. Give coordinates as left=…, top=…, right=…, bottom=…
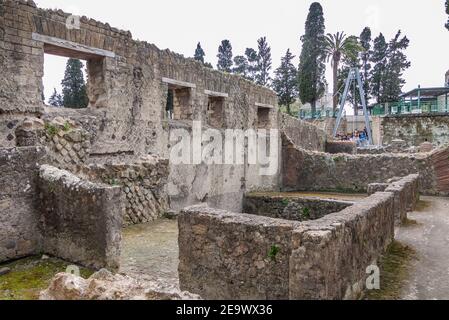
left=382, top=31, right=411, bottom=102
left=217, top=40, right=233, bottom=72
left=272, top=49, right=299, bottom=116
left=255, top=37, right=272, bottom=86
left=360, top=27, right=372, bottom=103
left=61, top=58, right=88, bottom=108
left=194, top=42, right=205, bottom=63
left=298, top=2, right=326, bottom=117
left=370, top=33, right=388, bottom=103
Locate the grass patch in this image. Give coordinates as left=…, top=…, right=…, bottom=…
left=0, top=256, right=94, bottom=300
left=268, top=245, right=280, bottom=262
left=415, top=200, right=431, bottom=212
left=364, top=241, right=417, bottom=300
left=402, top=218, right=420, bottom=227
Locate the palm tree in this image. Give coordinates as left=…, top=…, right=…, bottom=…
left=324, top=32, right=363, bottom=114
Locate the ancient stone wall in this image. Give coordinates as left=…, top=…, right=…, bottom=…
left=78, top=157, right=169, bottom=226
left=0, top=146, right=46, bottom=262
left=178, top=189, right=402, bottom=300
left=243, top=193, right=353, bottom=222
left=325, top=141, right=357, bottom=154
left=38, top=165, right=122, bottom=270
left=280, top=113, right=328, bottom=152
left=282, top=134, right=439, bottom=195
left=380, top=114, right=449, bottom=147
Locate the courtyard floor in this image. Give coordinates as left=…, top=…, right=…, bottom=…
left=120, top=219, right=179, bottom=285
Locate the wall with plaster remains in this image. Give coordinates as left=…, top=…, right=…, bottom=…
left=0, top=0, right=287, bottom=214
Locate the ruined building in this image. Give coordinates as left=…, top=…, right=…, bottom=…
left=1, top=0, right=449, bottom=300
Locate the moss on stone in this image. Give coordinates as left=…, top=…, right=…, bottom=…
left=0, top=256, right=94, bottom=300
left=365, top=241, right=417, bottom=300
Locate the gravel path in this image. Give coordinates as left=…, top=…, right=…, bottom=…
left=397, top=196, right=449, bottom=300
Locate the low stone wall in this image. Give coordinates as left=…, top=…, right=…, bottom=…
left=243, top=193, right=353, bottom=222
left=281, top=114, right=328, bottom=152
left=179, top=190, right=398, bottom=300
left=325, top=141, right=357, bottom=154
left=384, top=175, right=420, bottom=223
left=289, top=192, right=395, bottom=300
left=0, top=147, right=46, bottom=263
left=179, top=205, right=297, bottom=300
left=282, top=134, right=439, bottom=195
left=77, top=156, right=169, bottom=226
left=38, top=165, right=123, bottom=270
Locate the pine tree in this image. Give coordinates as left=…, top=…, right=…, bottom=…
left=370, top=33, right=388, bottom=103
left=272, top=49, right=298, bottom=116
left=233, top=55, right=249, bottom=78
left=255, top=37, right=272, bottom=86
left=217, top=40, right=233, bottom=72
left=382, top=31, right=411, bottom=102
left=48, top=88, right=63, bottom=107
left=360, top=27, right=372, bottom=103
left=245, top=48, right=259, bottom=81
left=298, top=2, right=327, bottom=117
left=194, top=42, right=205, bottom=63
left=61, top=58, right=88, bottom=108
left=446, top=0, right=449, bottom=30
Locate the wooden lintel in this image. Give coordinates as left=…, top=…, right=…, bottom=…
left=255, top=102, right=275, bottom=109
left=204, top=90, right=228, bottom=98
left=32, top=33, right=116, bottom=59
left=162, top=77, right=196, bottom=89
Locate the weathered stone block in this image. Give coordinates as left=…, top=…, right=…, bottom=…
left=38, top=165, right=123, bottom=270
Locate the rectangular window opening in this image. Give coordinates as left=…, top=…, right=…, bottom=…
left=257, top=107, right=271, bottom=129
left=43, top=44, right=106, bottom=109
left=207, top=96, right=225, bottom=128
left=165, top=85, right=193, bottom=120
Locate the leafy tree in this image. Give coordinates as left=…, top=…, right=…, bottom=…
left=446, top=0, right=449, bottom=30
left=255, top=37, right=272, bottom=86
left=233, top=55, right=250, bottom=78
left=370, top=33, right=388, bottom=103
left=194, top=42, right=205, bottom=63
left=382, top=31, right=411, bottom=102
left=48, top=88, right=63, bottom=107
left=61, top=58, right=88, bottom=108
left=204, top=62, right=213, bottom=69
left=337, top=39, right=363, bottom=115
left=360, top=27, right=372, bottom=103
left=217, top=40, right=233, bottom=72
left=298, top=2, right=327, bottom=117
left=324, top=32, right=362, bottom=113
left=272, top=49, right=298, bottom=115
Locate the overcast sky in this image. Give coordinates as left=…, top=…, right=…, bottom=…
left=37, top=0, right=449, bottom=102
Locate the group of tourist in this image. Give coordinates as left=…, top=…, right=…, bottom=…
left=336, top=128, right=369, bottom=147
